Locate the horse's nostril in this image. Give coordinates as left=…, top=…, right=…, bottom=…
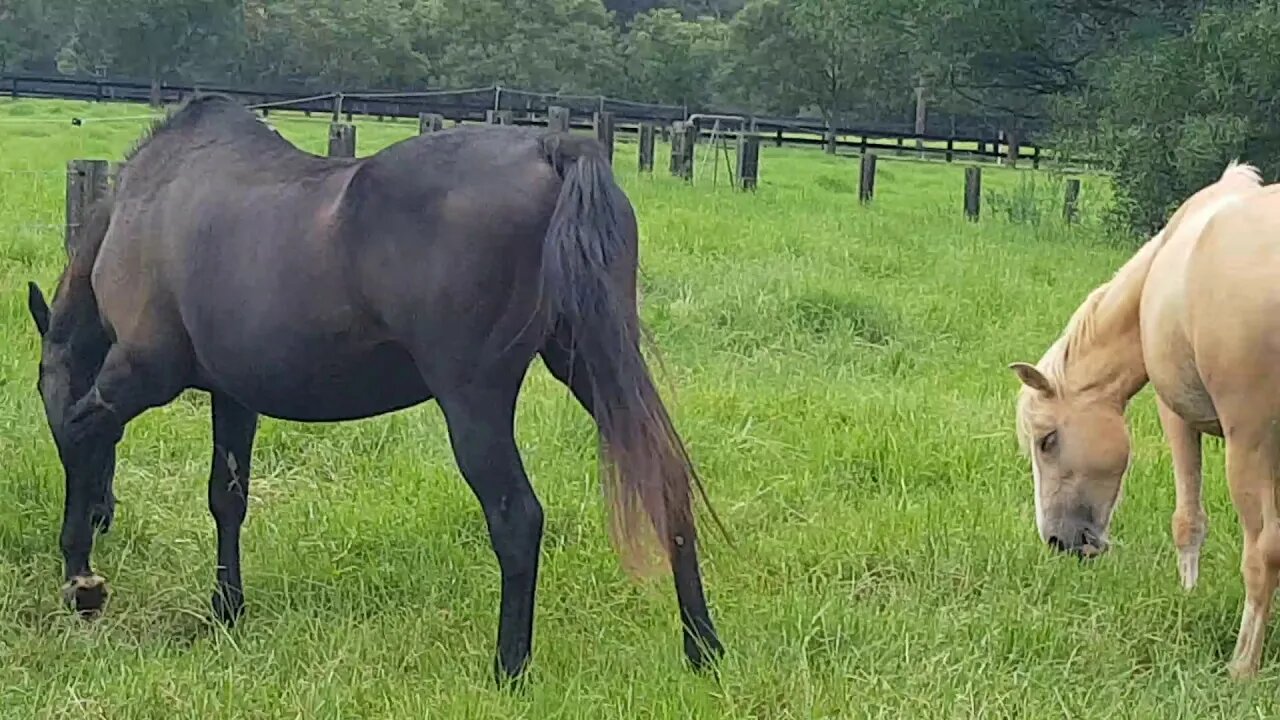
left=1048, top=535, right=1068, bottom=552
left=1080, top=528, right=1108, bottom=556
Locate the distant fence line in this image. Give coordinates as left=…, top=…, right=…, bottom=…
left=2, top=72, right=1088, bottom=231
left=2, top=72, right=1054, bottom=167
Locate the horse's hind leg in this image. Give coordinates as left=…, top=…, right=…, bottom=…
left=1157, top=397, right=1207, bottom=590
left=540, top=336, right=723, bottom=671
left=1223, top=428, right=1280, bottom=679
left=207, top=393, right=259, bottom=625
left=58, top=341, right=187, bottom=614
left=435, top=376, right=544, bottom=685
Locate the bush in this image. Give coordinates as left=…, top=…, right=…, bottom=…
left=1054, top=1, right=1280, bottom=239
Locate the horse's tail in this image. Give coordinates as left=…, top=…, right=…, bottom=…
left=538, top=133, right=726, bottom=577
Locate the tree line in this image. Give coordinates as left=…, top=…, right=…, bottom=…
left=0, top=0, right=1274, bottom=236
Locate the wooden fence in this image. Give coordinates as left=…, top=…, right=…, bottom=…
left=3, top=72, right=1054, bottom=168
left=50, top=112, right=1083, bottom=234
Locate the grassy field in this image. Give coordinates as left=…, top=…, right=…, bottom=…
left=0, top=97, right=1271, bottom=718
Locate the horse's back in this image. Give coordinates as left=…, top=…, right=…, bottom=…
left=337, top=126, right=572, bottom=382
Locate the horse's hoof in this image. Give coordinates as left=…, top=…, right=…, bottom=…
left=61, top=574, right=108, bottom=618
left=492, top=656, right=531, bottom=691
left=684, top=632, right=725, bottom=674
left=1227, top=659, right=1259, bottom=681
left=211, top=588, right=244, bottom=626
left=1177, top=549, right=1199, bottom=590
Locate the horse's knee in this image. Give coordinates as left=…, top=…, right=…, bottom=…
left=1257, top=521, right=1280, bottom=572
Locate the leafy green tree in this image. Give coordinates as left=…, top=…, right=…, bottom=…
left=60, top=0, right=241, bottom=103
left=1056, top=0, right=1280, bottom=235
left=0, top=0, right=73, bottom=73
left=620, top=9, right=727, bottom=106
left=240, top=0, right=427, bottom=89
left=604, top=0, right=744, bottom=21
left=726, top=0, right=911, bottom=134
left=418, top=0, right=621, bottom=93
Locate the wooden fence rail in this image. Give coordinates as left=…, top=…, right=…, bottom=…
left=3, top=71, right=1064, bottom=168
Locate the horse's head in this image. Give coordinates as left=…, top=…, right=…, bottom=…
left=1009, top=361, right=1131, bottom=559
left=26, top=278, right=109, bottom=455
left=27, top=280, right=72, bottom=435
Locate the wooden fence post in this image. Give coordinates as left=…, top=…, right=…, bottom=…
left=548, top=106, right=570, bottom=132
left=964, top=167, right=982, bottom=221
left=331, top=94, right=343, bottom=122
left=1005, top=129, right=1020, bottom=168
left=858, top=153, right=877, bottom=204
left=418, top=113, right=444, bottom=134
left=945, top=136, right=955, bottom=163
left=593, top=111, right=614, bottom=164
left=736, top=133, right=760, bottom=191
left=486, top=109, right=513, bottom=125
left=638, top=123, right=655, bottom=173
left=1063, top=178, right=1081, bottom=224
left=328, top=123, right=356, bottom=157
left=670, top=121, right=694, bottom=181
left=824, top=127, right=837, bottom=154
left=65, top=159, right=110, bottom=249
left=914, top=83, right=927, bottom=158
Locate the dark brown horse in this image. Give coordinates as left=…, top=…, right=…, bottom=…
left=25, top=94, right=724, bottom=684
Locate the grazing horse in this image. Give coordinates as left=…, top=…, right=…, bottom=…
left=1006, top=160, right=1280, bottom=678
left=24, top=94, right=724, bottom=683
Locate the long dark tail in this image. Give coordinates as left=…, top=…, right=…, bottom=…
left=539, top=134, right=726, bottom=577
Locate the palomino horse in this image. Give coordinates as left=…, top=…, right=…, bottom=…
left=1008, top=160, right=1280, bottom=679
left=25, top=94, right=725, bottom=684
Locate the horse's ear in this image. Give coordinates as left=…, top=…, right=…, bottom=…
left=27, top=281, right=50, bottom=337
left=1008, top=362, right=1054, bottom=396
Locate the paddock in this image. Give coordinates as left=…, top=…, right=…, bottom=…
left=0, top=97, right=1264, bottom=716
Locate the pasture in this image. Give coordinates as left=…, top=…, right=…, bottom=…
left=0, top=98, right=1272, bottom=717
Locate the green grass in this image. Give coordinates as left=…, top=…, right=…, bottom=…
left=0, top=97, right=1268, bottom=717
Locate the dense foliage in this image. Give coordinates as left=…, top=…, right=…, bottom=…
left=0, top=0, right=1273, bottom=235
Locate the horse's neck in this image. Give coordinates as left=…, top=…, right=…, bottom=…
left=1061, top=242, right=1160, bottom=406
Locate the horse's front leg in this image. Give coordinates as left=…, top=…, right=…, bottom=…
left=57, top=342, right=186, bottom=615
left=1156, top=397, right=1206, bottom=590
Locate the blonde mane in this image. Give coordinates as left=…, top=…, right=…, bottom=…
left=1034, top=233, right=1164, bottom=388
left=1221, top=158, right=1263, bottom=186
left=1015, top=160, right=1264, bottom=452
left=1037, top=160, right=1263, bottom=389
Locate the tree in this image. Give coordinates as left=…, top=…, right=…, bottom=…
left=418, top=0, right=621, bottom=93
left=1055, top=0, right=1280, bottom=235
left=603, top=0, right=744, bottom=22
left=240, top=0, right=427, bottom=90
left=61, top=0, right=242, bottom=104
left=0, top=0, right=74, bottom=73
left=620, top=9, right=727, bottom=107
left=726, top=0, right=912, bottom=137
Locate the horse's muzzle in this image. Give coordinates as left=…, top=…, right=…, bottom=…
left=1047, top=527, right=1108, bottom=559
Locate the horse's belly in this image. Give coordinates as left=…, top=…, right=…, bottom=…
left=1149, top=351, right=1222, bottom=436
left=197, top=341, right=432, bottom=422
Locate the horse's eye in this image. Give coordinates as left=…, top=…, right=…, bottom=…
left=1038, top=430, right=1059, bottom=454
